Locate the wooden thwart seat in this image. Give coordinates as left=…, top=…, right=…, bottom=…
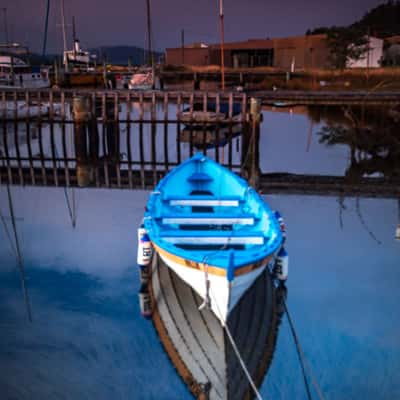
left=160, top=213, right=256, bottom=225
left=165, top=195, right=243, bottom=207
left=160, top=230, right=265, bottom=245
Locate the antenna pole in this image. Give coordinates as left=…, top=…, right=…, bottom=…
left=2, top=7, right=9, bottom=44
left=219, top=0, right=225, bottom=90
left=181, top=29, right=185, bottom=65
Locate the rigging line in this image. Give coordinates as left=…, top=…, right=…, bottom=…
left=355, top=197, right=381, bottom=245
left=282, top=296, right=327, bottom=400
left=6, top=184, right=33, bottom=323
left=209, top=286, right=263, bottom=400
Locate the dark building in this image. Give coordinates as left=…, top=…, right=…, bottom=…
left=165, top=34, right=330, bottom=70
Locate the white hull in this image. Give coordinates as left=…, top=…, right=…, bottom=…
left=128, top=72, right=153, bottom=90
left=158, top=250, right=267, bottom=324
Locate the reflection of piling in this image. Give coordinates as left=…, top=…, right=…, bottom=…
left=241, top=97, right=261, bottom=188
left=6, top=184, right=33, bottom=322
left=73, top=96, right=99, bottom=187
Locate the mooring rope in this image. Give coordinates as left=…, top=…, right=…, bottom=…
left=209, top=285, right=263, bottom=400
left=282, top=294, right=326, bottom=400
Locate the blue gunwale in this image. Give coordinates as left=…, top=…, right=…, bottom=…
left=144, top=154, right=283, bottom=271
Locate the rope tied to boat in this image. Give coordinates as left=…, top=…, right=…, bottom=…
left=198, top=242, right=263, bottom=399
left=209, top=285, right=263, bottom=400
left=198, top=241, right=230, bottom=312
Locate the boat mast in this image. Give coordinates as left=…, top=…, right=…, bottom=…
left=72, top=16, right=76, bottom=57
left=219, top=0, right=225, bottom=90
left=1, top=7, right=9, bottom=44
left=42, top=0, right=51, bottom=56
left=60, top=0, right=68, bottom=70
left=146, top=0, right=153, bottom=67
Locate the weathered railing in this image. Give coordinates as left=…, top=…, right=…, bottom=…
left=1, top=88, right=400, bottom=198
left=0, top=89, right=253, bottom=189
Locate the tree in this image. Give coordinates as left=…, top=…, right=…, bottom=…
left=326, top=27, right=369, bottom=69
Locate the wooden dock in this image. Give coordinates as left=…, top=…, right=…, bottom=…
left=1, top=88, right=399, bottom=198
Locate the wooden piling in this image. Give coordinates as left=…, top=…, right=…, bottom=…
left=241, top=97, right=261, bottom=188
left=73, top=95, right=92, bottom=187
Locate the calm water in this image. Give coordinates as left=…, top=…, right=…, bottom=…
left=1, top=107, right=399, bottom=399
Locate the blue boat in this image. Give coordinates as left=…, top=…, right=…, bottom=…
left=143, top=153, right=285, bottom=323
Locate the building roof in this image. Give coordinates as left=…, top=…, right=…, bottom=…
left=208, top=34, right=328, bottom=50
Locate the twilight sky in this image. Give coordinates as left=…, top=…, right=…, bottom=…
left=1, top=0, right=386, bottom=54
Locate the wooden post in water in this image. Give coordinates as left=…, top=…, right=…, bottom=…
left=73, top=95, right=92, bottom=187
left=241, top=97, right=261, bottom=188
left=193, top=72, right=200, bottom=90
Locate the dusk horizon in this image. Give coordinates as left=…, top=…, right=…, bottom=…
left=1, top=0, right=388, bottom=54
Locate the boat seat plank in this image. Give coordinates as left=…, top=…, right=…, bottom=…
left=168, top=199, right=241, bottom=207
left=187, top=172, right=214, bottom=182
left=160, top=214, right=257, bottom=226
left=160, top=230, right=265, bottom=245
left=162, top=237, right=263, bottom=245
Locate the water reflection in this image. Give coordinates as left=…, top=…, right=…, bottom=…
left=310, top=105, right=400, bottom=179
left=0, top=187, right=399, bottom=399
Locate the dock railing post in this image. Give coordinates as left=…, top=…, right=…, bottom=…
left=241, top=97, right=261, bottom=188
left=73, top=95, right=92, bottom=187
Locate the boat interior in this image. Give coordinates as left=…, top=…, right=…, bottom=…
left=145, top=155, right=282, bottom=270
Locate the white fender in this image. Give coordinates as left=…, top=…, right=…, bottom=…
left=274, top=210, right=286, bottom=241
left=138, top=283, right=152, bottom=319
left=275, top=247, right=289, bottom=281
left=137, top=225, right=153, bottom=266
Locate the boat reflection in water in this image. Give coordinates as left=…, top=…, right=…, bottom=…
left=179, top=102, right=243, bottom=151
left=148, top=254, right=286, bottom=399
left=180, top=123, right=242, bottom=150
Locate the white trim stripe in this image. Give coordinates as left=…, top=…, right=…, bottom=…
left=162, top=217, right=254, bottom=225
left=170, top=199, right=239, bottom=207
left=162, top=236, right=264, bottom=245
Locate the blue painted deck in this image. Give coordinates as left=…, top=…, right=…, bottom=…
left=144, top=154, right=283, bottom=271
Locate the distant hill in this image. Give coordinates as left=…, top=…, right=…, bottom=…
left=89, top=46, right=163, bottom=66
